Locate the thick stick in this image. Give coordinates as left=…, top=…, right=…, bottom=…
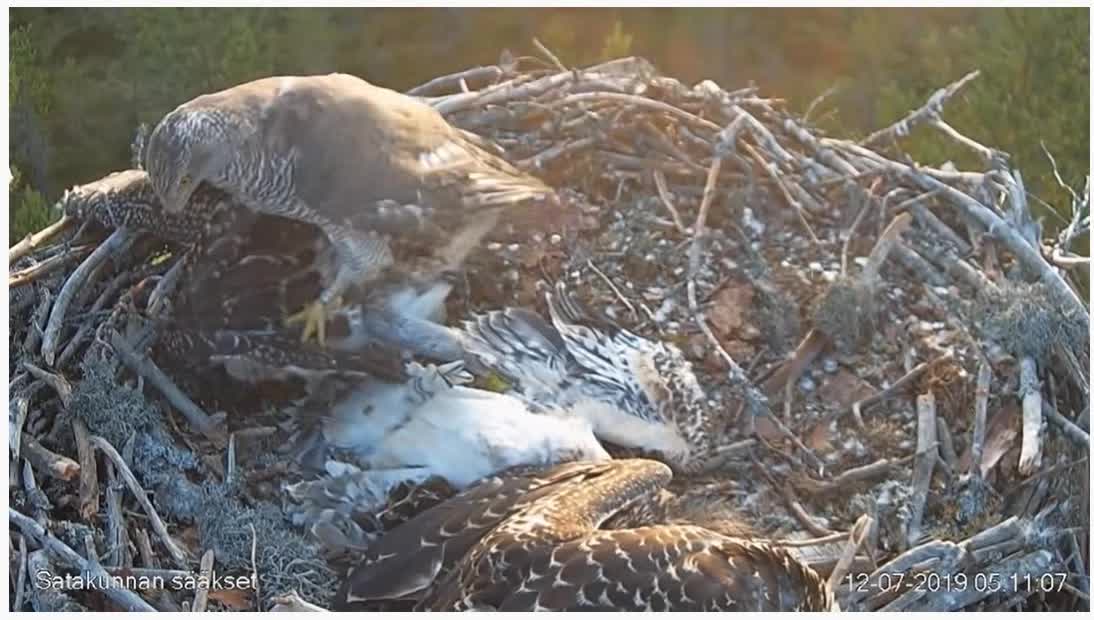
left=20, top=433, right=80, bottom=481
left=191, top=549, right=215, bottom=612
left=906, top=391, right=938, bottom=549
left=968, top=360, right=992, bottom=477
left=1017, top=356, right=1043, bottom=476
left=1042, top=402, right=1089, bottom=447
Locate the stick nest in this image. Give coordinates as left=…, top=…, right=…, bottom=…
left=8, top=53, right=1089, bottom=612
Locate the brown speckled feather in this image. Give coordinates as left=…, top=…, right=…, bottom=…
left=334, top=461, right=617, bottom=610
left=402, top=459, right=836, bottom=612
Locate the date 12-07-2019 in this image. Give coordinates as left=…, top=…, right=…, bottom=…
left=845, top=571, right=1069, bottom=596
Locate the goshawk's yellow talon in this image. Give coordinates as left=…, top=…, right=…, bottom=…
left=286, top=300, right=331, bottom=347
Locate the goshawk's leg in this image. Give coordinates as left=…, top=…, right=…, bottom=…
left=286, top=226, right=394, bottom=346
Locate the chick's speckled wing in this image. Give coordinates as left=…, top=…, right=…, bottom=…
left=156, top=326, right=406, bottom=385
left=61, top=169, right=239, bottom=247
left=460, top=307, right=575, bottom=403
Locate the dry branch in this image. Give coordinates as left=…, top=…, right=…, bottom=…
left=20, top=433, right=80, bottom=481
left=861, top=70, right=980, bottom=148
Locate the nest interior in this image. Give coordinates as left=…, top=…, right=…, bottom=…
left=8, top=54, right=1090, bottom=612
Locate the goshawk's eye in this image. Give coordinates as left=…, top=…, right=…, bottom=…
left=179, top=174, right=192, bottom=187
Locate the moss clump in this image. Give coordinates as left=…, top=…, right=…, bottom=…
left=976, top=281, right=1071, bottom=361
left=197, top=480, right=336, bottom=609
left=811, top=276, right=876, bottom=352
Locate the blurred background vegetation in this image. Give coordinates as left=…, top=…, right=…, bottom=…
left=8, top=8, right=1089, bottom=245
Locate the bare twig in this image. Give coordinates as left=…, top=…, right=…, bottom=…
left=930, top=118, right=999, bottom=164
left=9, top=395, right=30, bottom=463
left=789, top=500, right=836, bottom=538
left=841, top=181, right=876, bottom=274
left=831, top=351, right=952, bottom=428
left=147, top=252, right=189, bottom=316
left=935, top=416, right=958, bottom=475
left=861, top=70, right=980, bottom=147
left=23, top=362, right=73, bottom=407
left=586, top=259, right=638, bottom=321
left=250, top=523, right=261, bottom=610
left=9, top=243, right=94, bottom=288
left=743, top=141, right=820, bottom=242
left=407, top=65, right=503, bottom=97
left=269, top=591, right=329, bottom=613
left=795, top=455, right=915, bottom=497
left=104, top=461, right=128, bottom=568
left=14, top=535, right=28, bottom=611
left=652, top=169, right=690, bottom=234
left=532, top=36, right=568, bottom=72
left=9, top=214, right=72, bottom=264
left=683, top=132, right=770, bottom=427
left=827, top=514, right=874, bottom=593
left=761, top=329, right=826, bottom=403
left=1042, top=402, right=1090, bottom=448
left=23, top=287, right=53, bottom=354
left=89, top=435, right=191, bottom=569
left=553, top=91, right=725, bottom=134
left=908, top=165, right=1085, bottom=319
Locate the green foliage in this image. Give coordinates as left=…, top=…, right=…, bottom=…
left=10, top=25, right=51, bottom=111
left=8, top=8, right=1088, bottom=239
left=600, top=20, right=634, bottom=61
left=830, top=8, right=1089, bottom=223
left=9, top=166, right=57, bottom=245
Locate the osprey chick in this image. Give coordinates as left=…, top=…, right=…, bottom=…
left=337, top=459, right=837, bottom=612
left=334, top=279, right=716, bottom=472
left=145, top=73, right=557, bottom=346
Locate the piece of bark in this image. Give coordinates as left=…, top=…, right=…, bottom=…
left=20, top=433, right=80, bottom=481
left=72, top=418, right=100, bottom=521
left=906, top=391, right=938, bottom=549
left=1018, top=356, right=1043, bottom=476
